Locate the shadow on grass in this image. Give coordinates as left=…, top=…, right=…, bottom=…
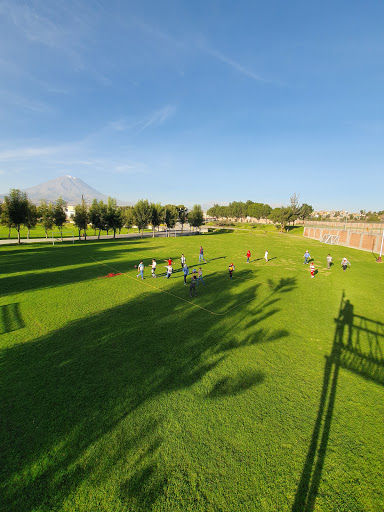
left=0, top=303, right=25, bottom=334
left=207, top=370, right=265, bottom=397
left=0, top=241, right=163, bottom=297
left=0, top=273, right=296, bottom=511
left=292, top=292, right=384, bottom=512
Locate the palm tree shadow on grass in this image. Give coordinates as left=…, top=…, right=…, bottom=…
left=292, top=292, right=384, bottom=512
left=0, top=275, right=296, bottom=511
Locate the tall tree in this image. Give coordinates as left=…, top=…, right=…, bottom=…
left=269, top=207, right=293, bottom=232
left=177, top=204, right=188, bottom=233
left=188, top=204, right=204, bottom=230
left=53, top=197, right=67, bottom=241
left=105, top=197, right=123, bottom=239
left=3, top=189, right=29, bottom=244
left=74, top=198, right=89, bottom=240
left=261, top=204, right=272, bottom=220
left=25, top=202, right=38, bottom=239
left=123, top=207, right=134, bottom=234
left=38, top=201, right=55, bottom=238
left=164, top=204, right=178, bottom=235
left=133, top=199, right=152, bottom=237
left=149, top=203, right=164, bottom=237
left=1, top=199, right=14, bottom=239
left=299, top=203, right=314, bottom=221
left=207, top=204, right=220, bottom=219
left=89, top=199, right=103, bottom=238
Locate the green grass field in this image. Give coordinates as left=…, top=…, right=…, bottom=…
left=1, top=231, right=383, bottom=511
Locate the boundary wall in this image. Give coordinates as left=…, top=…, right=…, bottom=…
left=304, top=221, right=384, bottom=253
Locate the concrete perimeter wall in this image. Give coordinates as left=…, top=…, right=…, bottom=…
left=304, top=221, right=384, bottom=253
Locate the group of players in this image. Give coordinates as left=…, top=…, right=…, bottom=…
left=135, top=245, right=273, bottom=297
left=302, top=250, right=352, bottom=278
left=135, top=243, right=353, bottom=296
left=136, top=246, right=208, bottom=297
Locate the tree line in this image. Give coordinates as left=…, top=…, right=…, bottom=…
left=0, top=189, right=204, bottom=243
left=207, top=195, right=314, bottom=231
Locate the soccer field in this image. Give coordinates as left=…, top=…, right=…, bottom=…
left=1, top=231, right=383, bottom=512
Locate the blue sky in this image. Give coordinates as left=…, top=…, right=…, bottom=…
left=0, top=0, right=383, bottom=211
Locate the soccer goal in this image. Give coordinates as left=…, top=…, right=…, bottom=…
left=320, top=234, right=339, bottom=245
left=51, top=231, right=75, bottom=245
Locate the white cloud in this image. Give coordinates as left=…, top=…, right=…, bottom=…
left=205, top=47, right=266, bottom=82
left=0, top=145, right=61, bottom=160
left=135, top=105, right=176, bottom=134
left=0, top=89, right=54, bottom=113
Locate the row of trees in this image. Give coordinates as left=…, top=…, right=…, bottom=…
left=207, top=195, right=314, bottom=232
left=85, top=200, right=204, bottom=239
left=0, top=190, right=68, bottom=243
left=0, top=189, right=205, bottom=243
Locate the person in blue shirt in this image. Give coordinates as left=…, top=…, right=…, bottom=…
left=183, top=264, right=189, bottom=285
left=197, top=267, right=206, bottom=286
left=303, top=250, right=311, bottom=264
left=199, top=246, right=206, bottom=263
left=136, top=261, right=144, bottom=279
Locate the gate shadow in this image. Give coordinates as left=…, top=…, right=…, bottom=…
left=292, top=292, right=384, bottom=512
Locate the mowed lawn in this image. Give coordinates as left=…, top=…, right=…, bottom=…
left=1, top=231, right=383, bottom=512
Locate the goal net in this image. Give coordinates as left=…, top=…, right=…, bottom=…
left=320, top=234, right=339, bottom=245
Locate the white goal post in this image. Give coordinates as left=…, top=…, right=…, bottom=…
left=320, top=234, right=339, bottom=245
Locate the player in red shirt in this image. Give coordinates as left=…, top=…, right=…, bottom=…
left=246, top=250, right=251, bottom=263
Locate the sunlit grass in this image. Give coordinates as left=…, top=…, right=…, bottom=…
left=1, top=232, right=383, bottom=511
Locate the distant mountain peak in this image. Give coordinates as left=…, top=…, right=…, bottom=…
left=19, top=175, right=128, bottom=205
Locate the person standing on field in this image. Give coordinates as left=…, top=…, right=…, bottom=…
left=341, top=257, right=351, bottom=271
left=183, top=264, right=189, bottom=285
left=199, top=246, right=206, bottom=263
left=264, top=250, right=268, bottom=262
left=303, top=250, right=311, bottom=264
left=310, top=261, right=315, bottom=278
left=197, top=267, right=206, bottom=286
left=151, top=259, right=157, bottom=278
left=190, top=273, right=197, bottom=297
left=181, top=254, right=186, bottom=268
left=136, top=261, right=145, bottom=280
left=246, top=250, right=251, bottom=263
left=228, top=262, right=235, bottom=279
left=326, top=254, right=333, bottom=269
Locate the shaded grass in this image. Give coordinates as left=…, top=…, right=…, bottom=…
left=0, top=232, right=383, bottom=511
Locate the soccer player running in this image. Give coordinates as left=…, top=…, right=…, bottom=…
left=310, top=261, right=315, bottom=278
left=164, top=263, right=173, bottom=279
left=246, top=250, right=251, bottom=263
left=341, top=257, right=351, bottom=271
left=181, top=254, right=186, bottom=268
left=228, top=262, right=235, bottom=279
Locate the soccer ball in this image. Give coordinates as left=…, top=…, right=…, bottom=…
left=134, top=265, right=137, bottom=268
